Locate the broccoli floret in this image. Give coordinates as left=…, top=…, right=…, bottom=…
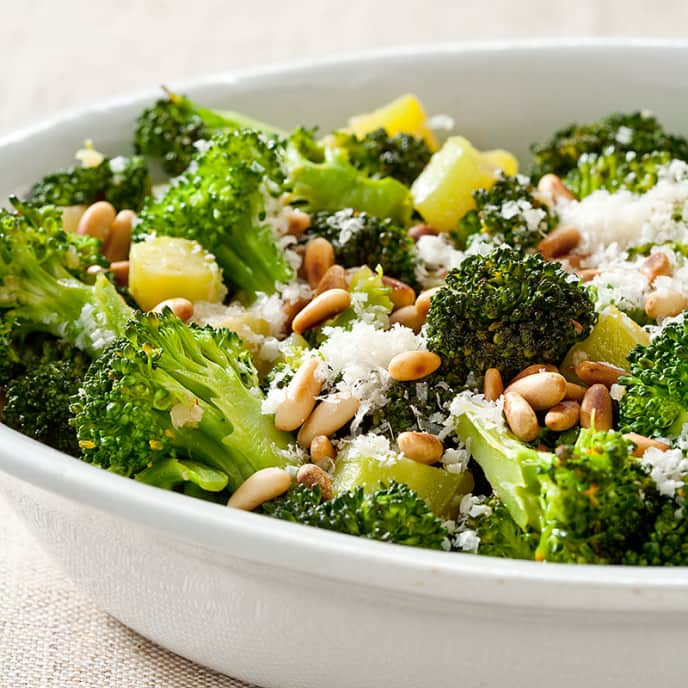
left=453, top=175, right=558, bottom=251
left=71, top=310, right=295, bottom=493
left=564, top=149, right=673, bottom=199
left=28, top=155, right=151, bottom=211
left=330, top=128, right=432, bottom=187
left=262, top=481, right=449, bottom=549
left=135, top=130, right=294, bottom=296
left=2, top=338, right=90, bottom=456
left=134, top=89, right=286, bottom=176
left=530, top=111, right=688, bottom=180
left=618, top=315, right=688, bottom=439
left=308, top=209, right=419, bottom=289
left=425, top=247, right=596, bottom=381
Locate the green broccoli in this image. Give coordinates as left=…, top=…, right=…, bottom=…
left=530, top=111, right=688, bottom=180
left=28, top=155, right=151, bottom=211
left=134, top=130, right=294, bottom=296
left=453, top=174, right=558, bottom=251
left=308, top=209, right=419, bottom=290
left=262, top=481, right=449, bottom=550
left=134, top=88, right=286, bottom=175
left=71, top=309, right=295, bottom=493
left=425, top=246, right=596, bottom=381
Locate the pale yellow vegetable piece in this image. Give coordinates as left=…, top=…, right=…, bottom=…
left=349, top=94, right=438, bottom=151
left=129, top=237, right=226, bottom=312
left=482, top=149, right=519, bottom=177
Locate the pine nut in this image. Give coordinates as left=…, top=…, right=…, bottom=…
left=304, top=237, right=335, bottom=288
left=408, top=223, right=439, bottom=241
left=297, top=394, right=360, bottom=448
left=297, top=463, right=334, bottom=500
left=505, top=372, right=567, bottom=411
left=578, top=268, right=600, bottom=283
left=556, top=253, right=587, bottom=270
left=537, top=173, right=576, bottom=205
left=110, top=260, right=130, bottom=287
left=310, top=435, right=335, bottom=463
left=483, top=368, right=504, bottom=402
left=510, top=362, right=559, bottom=383
left=536, top=225, right=581, bottom=260
left=227, top=467, right=292, bottom=511
left=397, top=431, right=443, bottom=464
left=640, top=252, right=671, bottom=285
left=580, top=384, right=613, bottom=431
left=388, top=351, right=441, bottom=381
left=575, top=360, right=627, bottom=388
left=77, top=201, right=116, bottom=241
left=283, top=296, right=311, bottom=331
left=545, top=400, right=580, bottom=432
left=314, top=265, right=348, bottom=296
left=152, top=297, right=194, bottom=322
left=415, top=287, right=441, bottom=318
left=645, top=288, right=688, bottom=321
left=286, top=208, right=311, bottom=236
left=565, top=382, right=587, bottom=402
left=102, top=209, right=135, bottom=263
left=381, top=275, right=416, bottom=309
left=274, top=358, right=323, bottom=431
left=503, top=391, right=539, bottom=442
left=292, top=288, right=351, bottom=334
left=623, top=433, right=671, bottom=458
left=61, top=204, right=87, bottom=233
left=389, top=304, right=424, bottom=332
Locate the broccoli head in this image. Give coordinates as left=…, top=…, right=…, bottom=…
left=71, top=309, right=295, bottom=493
left=425, top=247, right=596, bottom=381
left=530, top=111, right=688, bottom=180
left=262, top=481, right=449, bottom=549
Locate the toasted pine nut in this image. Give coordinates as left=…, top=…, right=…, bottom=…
left=536, top=225, right=581, bottom=260
left=580, top=384, right=613, bottom=431
left=397, top=431, right=443, bottom=464
left=545, top=400, right=580, bottom=432
left=510, top=362, right=559, bottom=383
left=578, top=268, right=600, bottom=283
left=575, top=360, right=627, bottom=388
left=503, top=392, right=539, bottom=442
left=297, top=394, right=360, bottom=448
left=483, top=368, right=504, bottom=402
left=310, top=435, right=335, bottom=463
left=77, top=201, right=116, bottom=241
left=283, top=296, right=311, bottom=330
left=102, top=209, right=135, bottom=263
left=645, top=288, right=688, bottom=321
left=556, top=253, right=587, bottom=270
left=565, top=382, right=587, bottom=402
left=388, top=351, right=441, bottom=381
left=286, top=208, right=311, bottom=236
left=304, top=237, right=335, bottom=288
left=110, top=260, right=130, bottom=287
left=297, top=463, right=334, bottom=500
left=61, top=204, right=87, bottom=233
left=292, top=288, right=351, bottom=334
left=537, top=173, right=575, bottom=205
left=415, top=287, right=441, bottom=318
left=314, top=265, right=348, bottom=296
left=227, top=467, right=292, bottom=510
left=640, top=252, right=671, bottom=285
left=381, top=275, right=416, bottom=309
left=389, top=304, right=424, bottom=332
left=408, top=223, right=439, bottom=241
left=152, top=297, right=194, bottom=322
left=274, top=358, right=323, bottom=431
left=623, top=433, right=671, bottom=458
left=505, top=372, right=567, bottom=411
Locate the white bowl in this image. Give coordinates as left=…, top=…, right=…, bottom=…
left=2, top=41, right=688, bottom=688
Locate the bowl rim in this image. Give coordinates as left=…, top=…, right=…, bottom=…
left=2, top=39, right=688, bottom=613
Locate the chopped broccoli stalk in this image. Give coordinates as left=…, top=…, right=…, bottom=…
left=28, top=155, right=151, bottom=211
left=425, top=246, right=597, bottom=381
left=619, top=314, right=688, bottom=439
left=71, top=310, right=295, bottom=493
left=308, top=209, right=419, bottom=290
left=530, top=111, right=688, bottom=179
left=262, top=481, right=449, bottom=550
left=135, top=130, right=294, bottom=296
left=134, top=89, right=286, bottom=175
